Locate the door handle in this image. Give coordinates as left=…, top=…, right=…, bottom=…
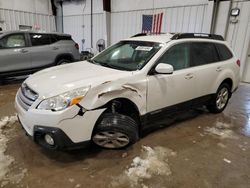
left=53, top=47, right=59, bottom=50
left=185, top=73, right=194, bottom=80
left=216, top=67, right=223, bottom=72
left=20, top=49, right=28, bottom=53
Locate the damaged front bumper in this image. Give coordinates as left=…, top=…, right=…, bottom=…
left=15, top=95, right=106, bottom=150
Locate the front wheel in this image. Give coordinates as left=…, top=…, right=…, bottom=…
left=92, top=113, right=139, bottom=149
left=207, top=83, right=231, bottom=113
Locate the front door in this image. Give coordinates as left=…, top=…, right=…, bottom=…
left=0, top=33, right=31, bottom=73
left=147, top=43, right=196, bottom=116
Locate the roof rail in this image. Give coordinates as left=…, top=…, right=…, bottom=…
left=171, top=33, right=224, bottom=41
left=131, top=32, right=166, bottom=38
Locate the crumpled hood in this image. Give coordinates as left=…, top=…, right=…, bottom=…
left=25, top=61, right=133, bottom=98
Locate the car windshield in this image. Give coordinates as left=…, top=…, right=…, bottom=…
left=90, top=41, right=162, bottom=71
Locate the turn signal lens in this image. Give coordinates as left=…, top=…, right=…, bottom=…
left=70, top=96, right=84, bottom=106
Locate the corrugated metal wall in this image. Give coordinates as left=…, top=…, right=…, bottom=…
left=63, top=13, right=105, bottom=52
left=0, top=8, right=56, bottom=32
left=226, top=0, right=250, bottom=77
left=111, top=3, right=210, bottom=44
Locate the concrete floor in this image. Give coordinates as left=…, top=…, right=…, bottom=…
left=0, top=81, right=250, bottom=188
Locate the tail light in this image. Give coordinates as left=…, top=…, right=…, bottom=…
left=75, top=43, right=79, bottom=50
left=236, top=59, right=240, bottom=67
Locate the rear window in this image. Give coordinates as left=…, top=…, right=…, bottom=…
left=55, top=35, right=72, bottom=41
left=215, top=43, right=233, bottom=61
left=190, top=42, right=220, bottom=66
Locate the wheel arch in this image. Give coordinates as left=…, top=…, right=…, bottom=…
left=91, top=97, right=142, bottom=136
left=54, top=53, right=74, bottom=64
left=212, top=70, right=236, bottom=93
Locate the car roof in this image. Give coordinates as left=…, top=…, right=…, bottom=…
left=124, top=33, right=225, bottom=44
left=0, top=30, right=71, bottom=36
left=125, top=33, right=174, bottom=43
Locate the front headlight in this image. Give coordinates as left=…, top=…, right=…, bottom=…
left=37, top=86, right=90, bottom=111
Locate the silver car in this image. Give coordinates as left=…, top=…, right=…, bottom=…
left=0, top=31, right=80, bottom=78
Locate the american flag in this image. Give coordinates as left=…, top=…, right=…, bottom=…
left=142, top=12, right=163, bottom=34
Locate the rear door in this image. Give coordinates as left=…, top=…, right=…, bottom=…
left=0, top=33, right=31, bottom=73
left=189, top=42, right=222, bottom=97
left=28, top=33, right=58, bottom=68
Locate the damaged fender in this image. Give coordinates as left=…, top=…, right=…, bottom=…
left=80, top=75, right=148, bottom=115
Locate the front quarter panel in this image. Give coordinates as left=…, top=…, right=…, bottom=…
left=80, top=74, right=147, bottom=115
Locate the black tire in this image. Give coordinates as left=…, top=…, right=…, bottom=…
left=0, top=76, right=6, bottom=85
left=56, top=59, right=71, bottom=65
left=206, top=83, right=231, bottom=113
left=92, top=113, right=139, bottom=149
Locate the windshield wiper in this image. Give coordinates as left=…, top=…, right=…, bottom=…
left=99, top=62, right=130, bottom=71
left=88, top=59, right=130, bottom=71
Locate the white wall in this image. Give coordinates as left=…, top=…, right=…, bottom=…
left=226, top=0, right=250, bottom=77
left=63, top=0, right=105, bottom=53
left=0, top=0, right=55, bottom=32
left=110, top=0, right=213, bottom=44
left=0, top=0, right=52, bottom=15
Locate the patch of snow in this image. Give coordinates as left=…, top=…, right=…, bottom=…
left=69, top=178, right=75, bottom=183
left=217, top=143, right=227, bottom=148
left=1, top=168, right=28, bottom=187
left=75, top=184, right=81, bottom=188
left=111, top=146, right=176, bottom=188
left=0, top=115, right=17, bottom=182
left=238, top=144, right=246, bottom=151
left=204, top=121, right=238, bottom=139
left=223, top=158, right=231, bottom=164
left=215, top=122, right=232, bottom=129
left=0, top=115, right=27, bottom=187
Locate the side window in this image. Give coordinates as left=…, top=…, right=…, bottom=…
left=190, top=42, right=219, bottom=66
left=157, top=43, right=190, bottom=71
left=30, top=34, right=51, bottom=46
left=0, top=34, right=26, bottom=48
left=50, top=35, right=58, bottom=43
left=215, top=43, right=233, bottom=61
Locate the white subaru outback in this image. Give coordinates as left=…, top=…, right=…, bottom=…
left=15, top=33, right=240, bottom=150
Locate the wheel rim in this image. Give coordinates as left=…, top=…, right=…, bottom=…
left=92, top=131, right=130, bottom=149
left=216, top=87, right=229, bottom=110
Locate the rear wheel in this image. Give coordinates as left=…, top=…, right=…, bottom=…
left=56, top=59, right=71, bottom=65
left=92, top=113, right=139, bottom=149
left=207, top=83, right=231, bottom=113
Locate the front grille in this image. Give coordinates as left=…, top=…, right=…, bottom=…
left=17, top=84, right=38, bottom=111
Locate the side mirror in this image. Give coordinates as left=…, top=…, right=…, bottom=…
left=155, top=63, right=174, bottom=74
